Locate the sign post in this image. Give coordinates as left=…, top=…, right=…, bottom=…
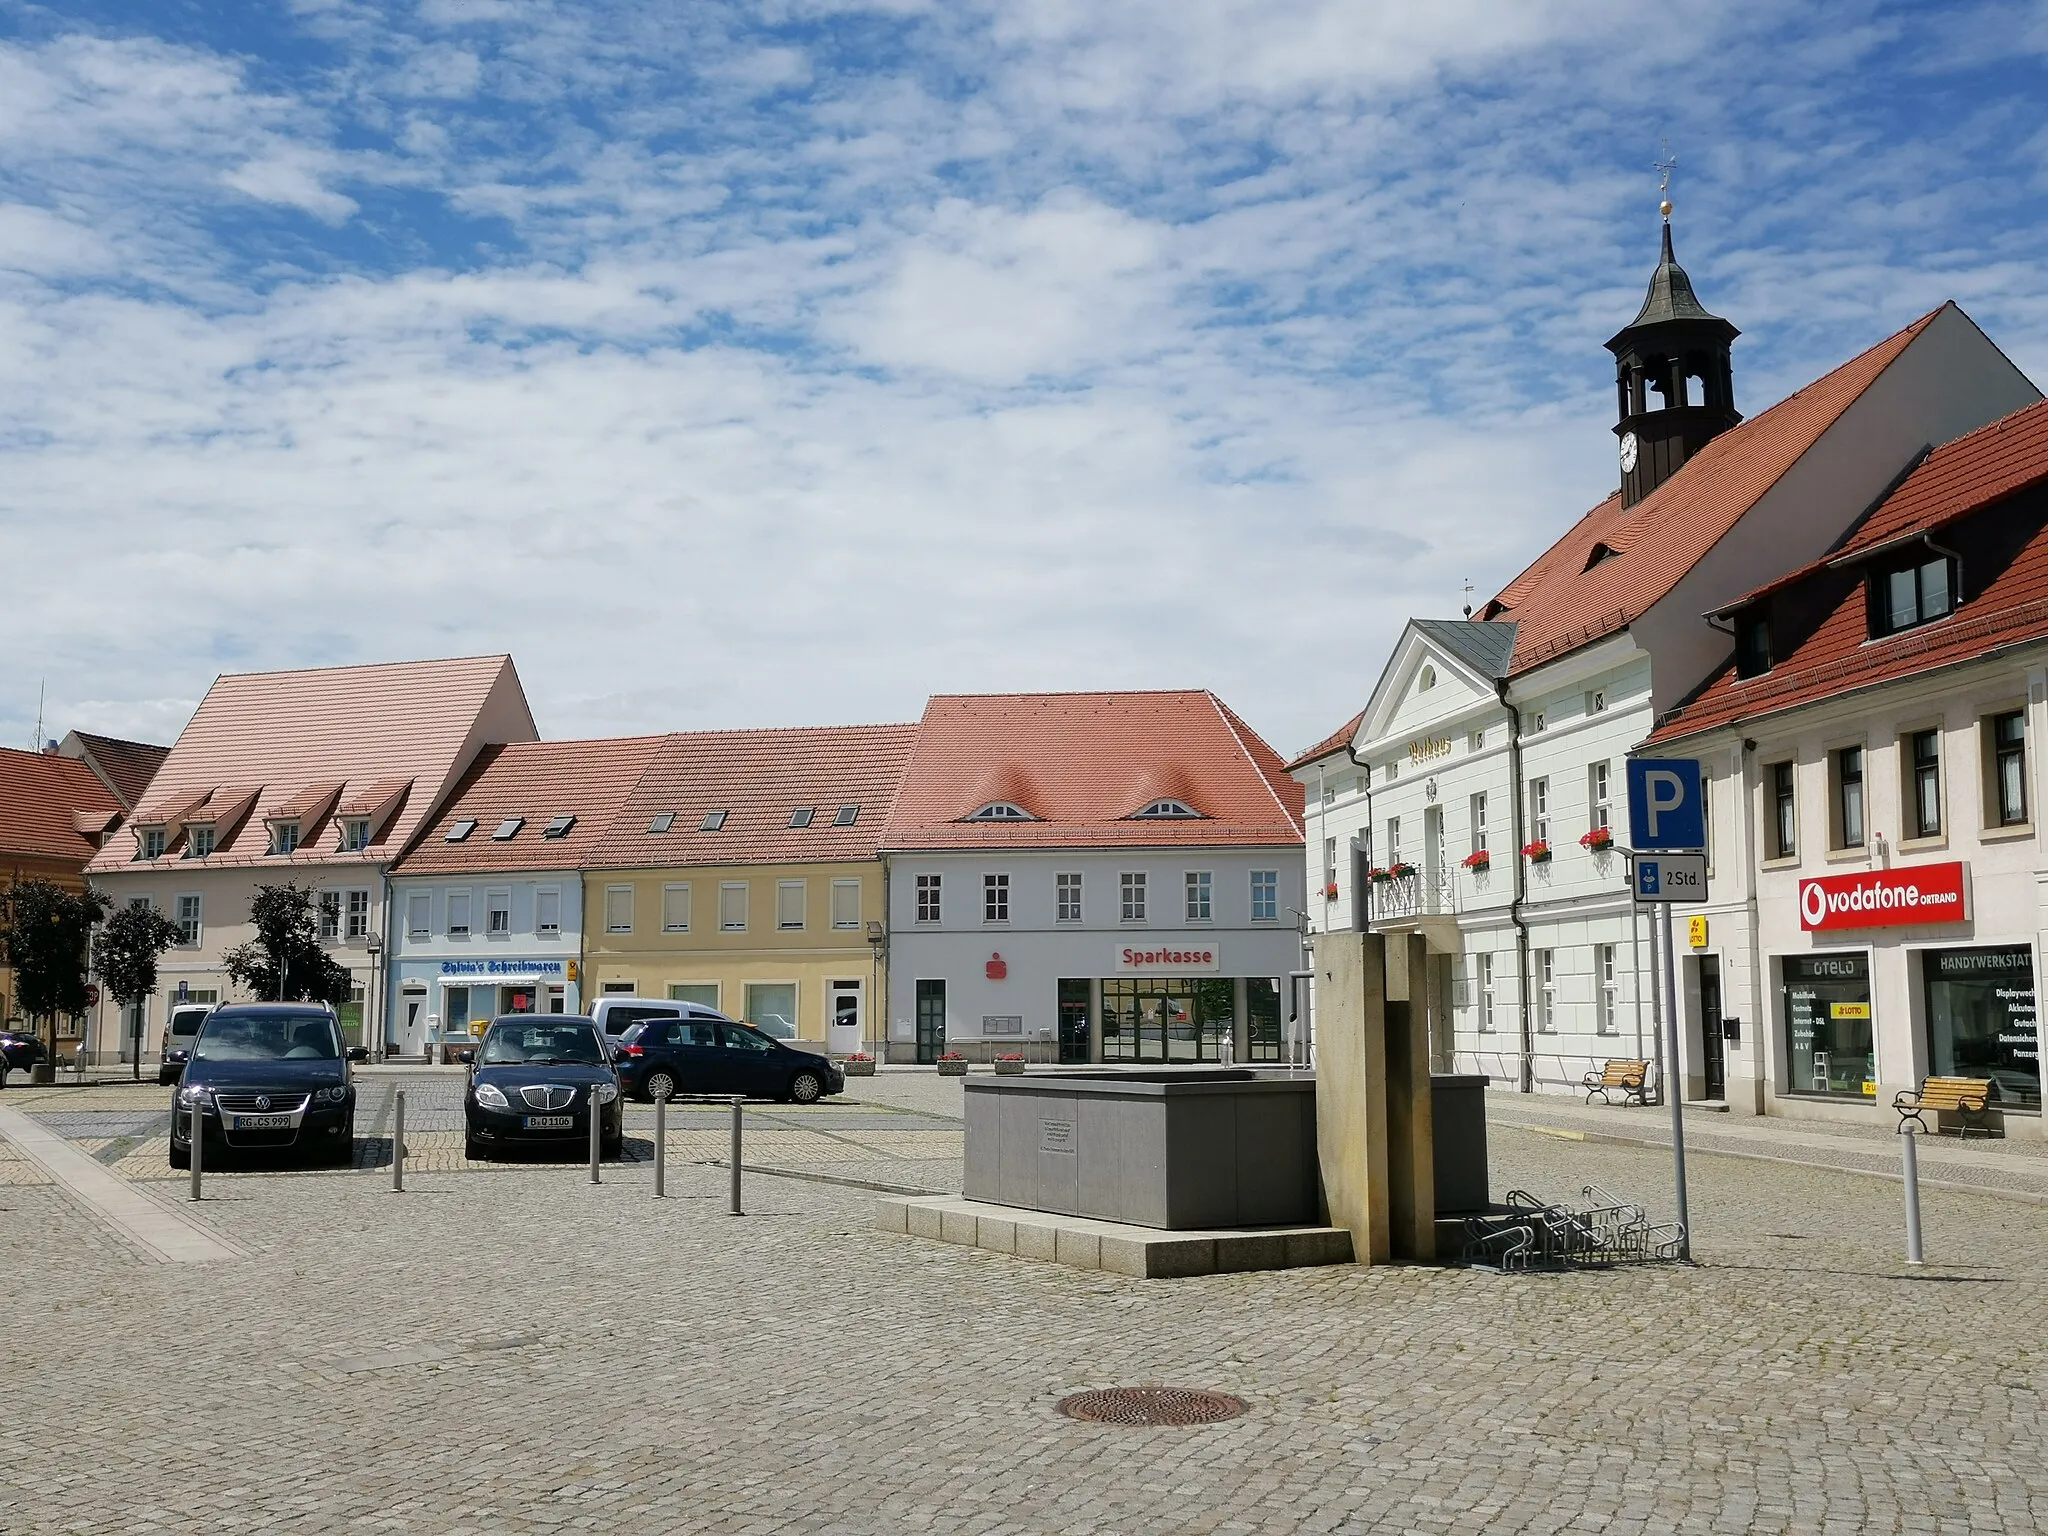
left=1627, top=758, right=1707, bottom=1263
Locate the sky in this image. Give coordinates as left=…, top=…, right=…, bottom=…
left=5, top=1, right=2048, bottom=761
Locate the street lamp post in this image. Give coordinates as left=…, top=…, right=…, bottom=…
left=364, top=932, right=384, bottom=1060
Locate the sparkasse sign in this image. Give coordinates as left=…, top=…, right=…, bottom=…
left=1798, top=862, right=1970, bottom=932
left=1115, top=944, right=1221, bottom=974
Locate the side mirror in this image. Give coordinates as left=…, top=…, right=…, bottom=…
left=346, top=1046, right=369, bottom=1063
left=456, top=1048, right=475, bottom=1066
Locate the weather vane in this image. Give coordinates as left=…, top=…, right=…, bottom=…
left=1654, top=143, right=1677, bottom=220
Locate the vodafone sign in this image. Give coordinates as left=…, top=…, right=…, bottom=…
left=1798, top=862, right=1970, bottom=932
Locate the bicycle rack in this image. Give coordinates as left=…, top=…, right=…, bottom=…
left=1461, top=1183, right=1687, bottom=1272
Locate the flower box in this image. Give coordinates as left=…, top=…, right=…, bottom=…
left=1521, top=840, right=1552, bottom=863
left=841, top=1055, right=876, bottom=1076
left=1580, top=828, right=1615, bottom=852
left=1384, top=862, right=1417, bottom=880
left=1323, top=882, right=1340, bottom=899
left=1461, top=851, right=1491, bottom=873
left=994, top=1056, right=1026, bottom=1075
left=936, top=1053, right=968, bottom=1077
left=1367, top=868, right=1393, bottom=885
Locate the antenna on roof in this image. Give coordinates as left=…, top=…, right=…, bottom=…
left=1654, top=142, right=1677, bottom=221
left=32, top=678, right=44, bottom=751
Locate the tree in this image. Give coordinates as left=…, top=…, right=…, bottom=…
left=91, top=899, right=184, bottom=1081
left=221, top=882, right=353, bottom=1007
left=3, top=878, right=110, bottom=1072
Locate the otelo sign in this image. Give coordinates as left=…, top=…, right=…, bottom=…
left=1798, top=862, right=1970, bottom=932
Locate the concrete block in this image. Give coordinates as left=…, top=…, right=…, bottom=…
left=906, top=1202, right=945, bottom=1241
left=1142, top=1237, right=1219, bottom=1279
left=1285, top=1228, right=1355, bottom=1267
left=875, top=1198, right=909, bottom=1234
left=1014, top=1219, right=1059, bottom=1264
left=940, top=1208, right=979, bottom=1246
left=1053, top=1228, right=1101, bottom=1270
left=1213, top=1232, right=1286, bottom=1273
left=975, top=1215, right=1016, bottom=1255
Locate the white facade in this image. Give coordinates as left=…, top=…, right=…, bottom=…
left=1660, top=650, right=2045, bottom=1135
left=884, top=848, right=1306, bottom=1063
left=384, top=871, right=585, bottom=1056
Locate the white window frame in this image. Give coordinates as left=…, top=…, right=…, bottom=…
left=915, top=873, right=941, bottom=924
left=342, top=817, right=371, bottom=852
left=1470, top=792, right=1488, bottom=856
left=1184, top=870, right=1212, bottom=922
left=605, top=885, right=635, bottom=935
left=187, top=825, right=215, bottom=858
left=662, top=883, right=692, bottom=933
left=536, top=887, right=562, bottom=938
left=1119, top=872, right=1147, bottom=923
left=345, top=888, right=371, bottom=941
left=406, top=891, right=431, bottom=941
left=1530, top=777, right=1550, bottom=846
left=777, top=879, right=807, bottom=931
left=447, top=888, right=472, bottom=937
left=317, top=889, right=341, bottom=942
left=174, top=892, right=202, bottom=948
left=139, top=827, right=166, bottom=860
left=983, top=873, right=1009, bottom=923
left=1250, top=870, right=1277, bottom=922
left=272, top=821, right=301, bottom=856
left=831, top=879, right=861, bottom=930
left=1597, top=944, right=1618, bottom=1035
left=1056, top=872, right=1083, bottom=923
left=720, top=881, right=749, bottom=932
left=486, top=888, right=512, bottom=937
left=1590, top=761, right=1612, bottom=833
left=1537, top=949, right=1556, bottom=1034
left=1478, top=953, right=1495, bottom=1033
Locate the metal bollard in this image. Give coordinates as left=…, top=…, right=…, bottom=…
left=392, top=1090, right=405, bottom=1192
left=1901, top=1124, right=1925, bottom=1265
left=188, top=1101, right=203, bottom=1201
left=729, top=1094, right=743, bottom=1215
left=654, top=1091, right=666, bottom=1199
left=589, top=1094, right=602, bottom=1185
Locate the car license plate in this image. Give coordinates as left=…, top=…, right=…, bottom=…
left=522, top=1115, right=573, bottom=1130
left=229, top=1114, right=292, bottom=1131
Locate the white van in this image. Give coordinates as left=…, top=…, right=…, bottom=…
left=157, top=1003, right=217, bottom=1085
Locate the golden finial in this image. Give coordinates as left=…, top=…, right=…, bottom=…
left=1655, top=144, right=1676, bottom=221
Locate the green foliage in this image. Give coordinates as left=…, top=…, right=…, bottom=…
left=221, top=882, right=353, bottom=1006
left=91, top=898, right=185, bottom=1007
left=3, top=878, right=110, bottom=1022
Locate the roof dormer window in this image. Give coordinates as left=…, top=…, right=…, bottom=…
left=138, top=827, right=166, bottom=860
left=446, top=818, right=477, bottom=843
left=1131, top=799, right=1202, bottom=820
left=270, top=821, right=300, bottom=856
left=1874, top=554, right=1956, bottom=637
left=186, top=826, right=216, bottom=858
left=542, top=815, right=575, bottom=839
left=1735, top=613, right=1773, bottom=679
left=492, top=818, right=524, bottom=841
left=341, top=818, right=371, bottom=852
left=965, top=802, right=1034, bottom=821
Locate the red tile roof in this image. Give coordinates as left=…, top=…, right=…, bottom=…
left=1651, top=426, right=2048, bottom=744
left=64, top=733, right=168, bottom=811
left=0, top=748, right=123, bottom=866
left=92, top=655, right=533, bottom=872
left=885, top=692, right=1304, bottom=851
left=394, top=737, right=667, bottom=874
left=1483, top=308, right=1945, bottom=673
left=1285, top=711, right=1365, bottom=773
left=588, top=724, right=920, bottom=868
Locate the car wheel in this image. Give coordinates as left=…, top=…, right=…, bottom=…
left=789, top=1070, right=825, bottom=1105
left=465, top=1136, right=488, bottom=1161
left=644, top=1070, right=677, bottom=1103
left=330, top=1125, right=356, bottom=1166
left=168, top=1141, right=190, bottom=1170
left=602, top=1135, right=623, bottom=1160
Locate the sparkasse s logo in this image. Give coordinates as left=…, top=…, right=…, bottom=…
left=1797, top=863, right=1969, bottom=932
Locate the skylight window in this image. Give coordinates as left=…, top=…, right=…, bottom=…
left=1132, top=799, right=1202, bottom=820
left=446, top=819, right=477, bottom=843
left=788, top=807, right=815, bottom=828
left=492, top=817, right=524, bottom=840
left=700, top=810, right=728, bottom=832
left=966, top=802, right=1034, bottom=821
left=542, top=815, right=575, bottom=839
left=647, top=812, right=675, bottom=834
left=834, top=805, right=859, bottom=826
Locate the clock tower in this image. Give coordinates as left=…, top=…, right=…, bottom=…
left=1605, top=205, right=1740, bottom=508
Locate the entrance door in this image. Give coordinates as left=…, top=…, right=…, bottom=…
left=827, top=981, right=862, bottom=1055
left=1698, top=955, right=1726, bottom=1100
left=1057, top=980, right=1091, bottom=1063
left=401, top=996, right=428, bottom=1055
left=915, top=980, right=946, bottom=1064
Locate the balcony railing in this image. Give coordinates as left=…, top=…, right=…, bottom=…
left=1368, top=869, right=1457, bottom=924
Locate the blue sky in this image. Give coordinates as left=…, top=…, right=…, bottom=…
left=5, top=1, right=2048, bottom=758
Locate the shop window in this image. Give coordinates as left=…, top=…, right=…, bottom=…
left=1782, top=954, right=1874, bottom=1098
left=175, top=893, right=202, bottom=948
left=346, top=889, right=371, bottom=940
left=1923, top=947, right=2039, bottom=1109
left=1876, top=556, right=1955, bottom=636
left=536, top=888, right=562, bottom=937
left=1597, top=945, right=1617, bottom=1035
left=668, top=983, right=720, bottom=1009
left=1247, top=977, right=1283, bottom=1062
left=1536, top=950, right=1556, bottom=1033
left=1987, top=710, right=2028, bottom=826
left=1249, top=870, right=1277, bottom=923
left=447, top=889, right=472, bottom=937
left=1477, top=954, right=1496, bottom=1034
left=487, top=890, right=511, bottom=935
left=915, top=874, right=941, bottom=924
left=1057, top=872, right=1083, bottom=923
left=830, top=880, right=861, bottom=929
left=720, top=883, right=748, bottom=932
left=187, top=826, right=216, bottom=858
left=744, top=983, right=797, bottom=1039
left=1528, top=779, right=1549, bottom=847
left=1831, top=746, right=1865, bottom=849
left=982, top=873, right=1009, bottom=923
left=407, top=891, right=430, bottom=941
left=1185, top=871, right=1212, bottom=922
left=1769, top=761, right=1797, bottom=859
left=605, top=885, right=634, bottom=934
left=1907, top=729, right=1942, bottom=839
left=1120, top=872, right=1147, bottom=922
left=778, top=880, right=807, bottom=930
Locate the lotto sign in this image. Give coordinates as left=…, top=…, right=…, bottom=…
left=1797, top=862, right=1970, bottom=932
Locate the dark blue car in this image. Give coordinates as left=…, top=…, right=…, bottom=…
left=169, top=1004, right=364, bottom=1168
left=464, top=1016, right=623, bottom=1160
left=615, top=1015, right=842, bottom=1104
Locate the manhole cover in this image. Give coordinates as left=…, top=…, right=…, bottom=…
left=1057, top=1388, right=1246, bottom=1426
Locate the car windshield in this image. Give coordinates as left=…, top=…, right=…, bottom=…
left=482, top=1023, right=604, bottom=1065
left=194, top=1013, right=341, bottom=1062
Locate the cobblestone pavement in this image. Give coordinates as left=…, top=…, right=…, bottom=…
left=4, top=1085, right=2046, bottom=1535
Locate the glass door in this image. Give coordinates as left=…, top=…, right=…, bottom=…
left=828, top=981, right=862, bottom=1055
left=1057, top=979, right=1091, bottom=1063
left=1698, top=956, right=1726, bottom=1100
left=915, top=979, right=946, bottom=1064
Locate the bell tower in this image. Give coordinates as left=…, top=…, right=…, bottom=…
left=1605, top=187, right=1740, bottom=508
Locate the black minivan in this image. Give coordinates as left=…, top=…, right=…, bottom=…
left=170, top=1004, right=366, bottom=1168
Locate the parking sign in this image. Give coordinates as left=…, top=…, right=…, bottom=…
left=1631, top=852, right=1707, bottom=904
left=1627, top=758, right=1705, bottom=850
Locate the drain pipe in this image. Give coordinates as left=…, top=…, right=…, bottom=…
left=1496, top=680, right=1534, bottom=1094
left=1346, top=745, right=1373, bottom=934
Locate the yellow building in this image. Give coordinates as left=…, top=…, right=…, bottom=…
left=578, top=724, right=915, bottom=1052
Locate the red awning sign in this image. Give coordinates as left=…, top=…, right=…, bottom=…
left=1798, top=862, right=1970, bottom=931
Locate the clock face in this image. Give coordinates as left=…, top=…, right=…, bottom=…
left=1619, top=431, right=1640, bottom=473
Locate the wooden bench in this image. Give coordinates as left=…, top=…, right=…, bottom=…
left=1894, top=1077, right=1994, bottom=1138
left=1581, top=1059, right=1650, bottom=1107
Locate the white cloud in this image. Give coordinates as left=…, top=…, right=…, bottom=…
left=222, top=153, right=361, bottom=223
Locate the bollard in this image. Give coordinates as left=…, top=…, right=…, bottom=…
left=589, top=1094, right=602, bottom=1185
left=188, top=1100, right=203, bottom=1201
left=392, top=1090, right=405, bottom=1193
left=729, top=1094, right=743, bottom=1216
left=1901, top=1124, right=1924, bottom=1265
left=654, top=1091, right=666, bottom=1199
